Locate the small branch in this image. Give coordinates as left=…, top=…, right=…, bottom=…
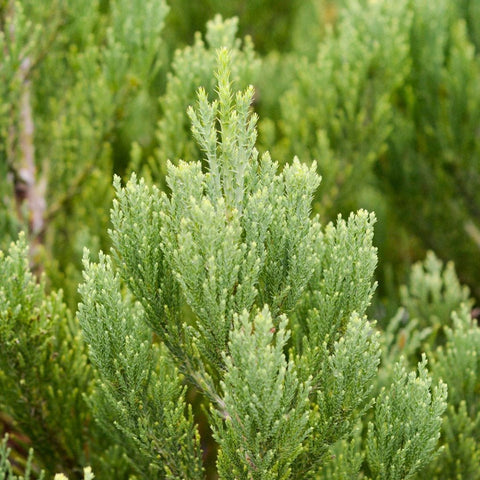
left=465, top=221, right=480, bottom=250
left=17, top=57, right=46, bottom=236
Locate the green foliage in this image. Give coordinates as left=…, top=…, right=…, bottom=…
left=291, top=210, right=380, bottom=474
left=0, top=0, right=170, bottom=307
left=0, top=234, right=92, bottom=475
left=433, top=306, right=480, bottom=419
left=165, top=0, right=302, bottom=53
left=272, top=0, right=412, bottom=217
left=2, top=0, right=477, bottom=478
left=113, top=50, right=322, bottom=393
left=212, top=308, right=310, bottom=480
left=378, top=251, right=473, bottom=394
left=294, top=210, right=378, bottom=360
left=0, top=435, right=95, bottom=480
left=293, top=313, right=380, bottom=478
left=424, top=306, right=480, bottom=479
left=316, top=426, right=364, bottom=480
left=101, top=51, right=444, bottom=479
left=251, top=0, right=480, bottom=301
left=400, top=251, right=473, bottom=332
left=0, top=435, right=44, bottom=480
left=377, top=0, right=480, bottom=297
left=377, top=253, right=479, bottom=480
left=78, top=252, right=203, bottom=479
left=366, top=357, right=447, bottom=480
left=150, top=15, right=259, bottom=183
left=380, top=252, right=474, bottom=378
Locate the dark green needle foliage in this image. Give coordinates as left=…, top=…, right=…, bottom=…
left=0, top=235, right=94, bottom=476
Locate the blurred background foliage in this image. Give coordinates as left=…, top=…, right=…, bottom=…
left=1, top=0, right=479, bottom=477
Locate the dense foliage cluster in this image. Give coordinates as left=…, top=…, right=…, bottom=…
left=0, top=0, right=479, bottom=478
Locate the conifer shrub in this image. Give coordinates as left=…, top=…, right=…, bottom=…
left=382, top=254, right=480, bottom=480
left=376, top=0, right=480, bottom=298
left=74, top=51, right=445, bottom=479
left=1, top=0, right=479, bottom=478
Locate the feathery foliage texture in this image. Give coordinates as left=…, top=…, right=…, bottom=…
left=150, top=15, right=259, bottom=182
left=255, top=0, right=480, bottom=298
left=0, top=237, right=132, bottom=477
left=78, top=253, right=204, bottom=479
left=366, top=358, right=447, bottom=480
left=274, top=0, right=412, bottom=217
left=425, top=307, right=480, bottom=479
left=377, top=0, right=480, bottom=295
left=375, top=255, right=479, bottom=480
left=1, top=0, right=479, bottom=478
left=212, top=308, right=311, bottom=480
left=0, top=235, right=92, bottom=475
left=74, top=51, right=446, bottom=479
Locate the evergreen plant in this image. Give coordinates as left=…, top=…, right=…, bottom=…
left=1, top=0, right=479, bottom=478
left=74, top=51, right=447, bottom=479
